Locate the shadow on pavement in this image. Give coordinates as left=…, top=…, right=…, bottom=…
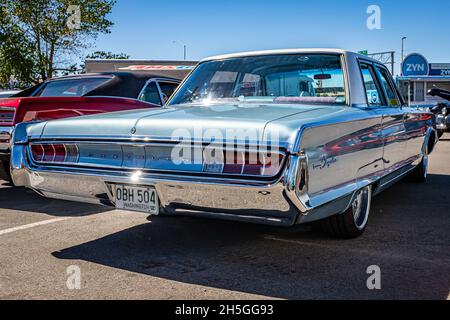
left=52, top=174, right=450, bottom=299
left=0, top=180, right=111, bottom=217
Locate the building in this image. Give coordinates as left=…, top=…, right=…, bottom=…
left=84, top=59, right=198, bottom=80
left=397, top=53, right=450, bottom=105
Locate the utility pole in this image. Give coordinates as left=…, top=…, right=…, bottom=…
left=401, top=36, right=407, bottom=75
left=173, top=41, right=187, bottom=61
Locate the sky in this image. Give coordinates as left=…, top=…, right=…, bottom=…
left=93, top=0, right=450, bottom=76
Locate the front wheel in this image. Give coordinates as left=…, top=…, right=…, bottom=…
left=319, top=185, right=372, bottom=239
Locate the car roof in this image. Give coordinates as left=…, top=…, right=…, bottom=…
left=201, top=48, right=378, bottom=63
left=48, top=72, right=180, bottom=83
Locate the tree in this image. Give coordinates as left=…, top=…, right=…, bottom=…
left=67, top=51, right=130, bottom=75
left=0, top=3, right=37, bottom=87
left=86, top=51, right=130, bottom=60
left=0, top=0, right=116, bottom=88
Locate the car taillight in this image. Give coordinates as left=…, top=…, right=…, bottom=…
left=205, top=149, right=284, bottom=177
left=53, top=144, right=66, bottom=162
left=30, top=144, right=44, bottom=162
left=30, top=144, right=79, bottom=164
left=42, top=144, right=55, bottom=162
left=0, top=107, right=15, bottom=124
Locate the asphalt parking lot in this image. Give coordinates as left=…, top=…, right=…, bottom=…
left=0, top=136, right=449, bottom=300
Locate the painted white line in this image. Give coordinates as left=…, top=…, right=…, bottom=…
left=0, top=218, right=70, bottom=236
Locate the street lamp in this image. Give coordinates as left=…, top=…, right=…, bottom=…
left=401, top=37, right=407, bottom=63
left=172, top=41, right=187, bottom=61
left=401, top=37, right=407, bottom=76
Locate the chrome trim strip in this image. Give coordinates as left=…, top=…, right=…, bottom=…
left=26, top=142, right=288, bottom=181
left=26, top=136, right=291, bottom=150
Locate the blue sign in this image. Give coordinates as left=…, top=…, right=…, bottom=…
left=402, top=53, right=429, bottom=76
left=429, top=64, right=450, bottom=76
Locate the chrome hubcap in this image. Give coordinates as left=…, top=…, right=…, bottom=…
left=352, top=186, right=372, bottom=230
left=423, top=154, right=428, bottom=179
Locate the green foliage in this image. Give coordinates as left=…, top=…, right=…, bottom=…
left=86, top=51, right=130, bottom=60
left=0, top=0, right=116, bottom=88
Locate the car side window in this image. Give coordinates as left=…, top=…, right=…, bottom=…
left=376, top=67, right=400, bottom=107
left=138, top=81, right=162, bottom=106
left=157, top=81, right=179, bottom=103
left=360, top=63, right=383, bottom=106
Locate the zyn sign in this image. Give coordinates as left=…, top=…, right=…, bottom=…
left=402, top=53, right=429, bottom=76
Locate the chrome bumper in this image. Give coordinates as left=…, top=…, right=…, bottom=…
left=11, top=143, right=353, bottom=226
left=436, top=114, right=449, bottom=131
left=0, top=126, right=13, bottom=159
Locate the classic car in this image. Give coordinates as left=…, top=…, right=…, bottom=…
left=0, top=72, right=181, bottom=180
left=10, top=49, right=438, bottom=238
left=428, top=88, right=450, bottom=137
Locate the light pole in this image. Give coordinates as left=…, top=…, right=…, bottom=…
left=173, top=41, right=187, bottom=60
left=401, top=37, right=407, bottom=65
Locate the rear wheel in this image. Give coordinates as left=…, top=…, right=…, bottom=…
left=0, top=160, right=12, bottom=182
left=319, top=185, right=372, bottom=239
left=409, top=148, right=428, bottom=183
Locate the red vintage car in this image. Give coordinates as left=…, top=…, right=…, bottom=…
left=0, top=72, right=181, bottom=180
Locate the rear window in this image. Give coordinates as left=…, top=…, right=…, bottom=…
left=35, top=77, right=111, bottom=97
left=169, top=54, right=347, bottom=106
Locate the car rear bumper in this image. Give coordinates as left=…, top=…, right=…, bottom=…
left=11, top=143, right=353, bottom=226
left=0, top=126, right=13, bottom=160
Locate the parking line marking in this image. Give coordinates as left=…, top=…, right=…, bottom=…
left=0, top=218, right=70, bottom=236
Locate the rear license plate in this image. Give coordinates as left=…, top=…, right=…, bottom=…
left=114, top=185, right=159, bottom=215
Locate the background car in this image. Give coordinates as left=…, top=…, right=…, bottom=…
left=428, top=88, right=450, bottom=138
left=0, top=72, right=181, bottom=181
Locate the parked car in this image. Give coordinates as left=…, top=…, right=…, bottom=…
left=0, top=72, right=181, bottom=180
left=11, top=49, right=438, bottom=238
left=0, top=90, right=20, bottom=99
left=427, top=88, right=450, bottom=138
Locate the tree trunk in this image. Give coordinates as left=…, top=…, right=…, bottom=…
left=35, top=31, right=46, bottom=81
left=48, top=41, right=55, bottom=79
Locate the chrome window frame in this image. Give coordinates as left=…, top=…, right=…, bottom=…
left=137, top=79, right=163, bottom=106
left=138, top=78, right=181, bottom=106
left=374, top=64, right=405, bottom=107
left=357, top=59, right=388, bottom=107
left=155, top=79, right=180, bottom=104
left=167, top=53, right=350, bottom=107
